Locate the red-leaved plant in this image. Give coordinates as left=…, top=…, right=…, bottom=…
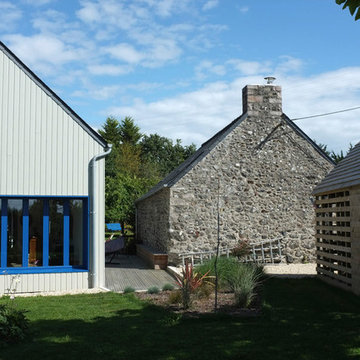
left=175, top=261, right=210, bottom=309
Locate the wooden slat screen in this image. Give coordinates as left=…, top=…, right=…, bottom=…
left=315, top=190, right=352, bottom=289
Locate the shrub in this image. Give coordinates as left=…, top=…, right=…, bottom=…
left=175, top=262, right=209, bottom=309
left=223, top=263, right=264, bottom=308
left=147, top=286, right=160, bottom=294
left=197, top=256, right=239, bottom=290
left=123, top=286, right=135, bottom=294
left=195, top=282, right=214, bottom=300
left=162, top=283, right=175, bottom=291
left=168, top=290, right=182, bottom=305
left=196, top=257, right=264, bottom=308
left=0, top=304, right=28, bottom=343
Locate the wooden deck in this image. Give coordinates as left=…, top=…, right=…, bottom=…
left=105, top=255, right=176, bottom=292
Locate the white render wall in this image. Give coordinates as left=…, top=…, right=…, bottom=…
left=0, top=45, right=107, bottom=292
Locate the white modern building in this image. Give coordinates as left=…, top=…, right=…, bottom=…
left=0, top=41, right=111, bottom=294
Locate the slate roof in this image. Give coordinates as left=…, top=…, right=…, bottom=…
left=0, top=41, right=108, bottom=148
left=136, top=112, right=335, bottom=203
left=313, top=142, right=360, bottom=194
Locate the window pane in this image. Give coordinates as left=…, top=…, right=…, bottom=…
left=49, top=200, right=63, bottom=266
left=29, top=199, right=43, bottom=267
left=70, top=200, right=83, bottom=266
left=7, top=199, right=23, bottom=267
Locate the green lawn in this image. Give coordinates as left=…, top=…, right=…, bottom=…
left=1, top=278, right=360, bottom=360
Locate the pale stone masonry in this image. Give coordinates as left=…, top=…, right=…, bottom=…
left=136, top=85, right=334, bottom=265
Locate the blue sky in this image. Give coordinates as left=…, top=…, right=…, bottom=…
left=1, top=0, right=360, bottom=153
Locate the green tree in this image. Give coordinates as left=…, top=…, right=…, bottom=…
left=141, top=134, right=196, bottom=177
left=119, top=117, right=142, bottom=145
left=99, top=116, right=197, bottom=235
left=105, top=173, right=156, bottom=230
left=98, top=117, right=121, bottom=146
left=336, top=0, right=360, bottom=20
left=316, top=141, right=353, bottom=164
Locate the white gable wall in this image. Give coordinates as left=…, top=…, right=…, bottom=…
left=0, top=46, right=107, bottom=293
left=0, top=48, right=104, bottom=196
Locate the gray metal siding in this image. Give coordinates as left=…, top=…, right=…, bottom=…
left=0, top=45, right=107, bottom=292
left=0, top=272, right=89, bottom=295
left=0, top=48, right=103, bottom=196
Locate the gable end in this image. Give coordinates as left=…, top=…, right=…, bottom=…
left=0, top=41, right=107, bottom=148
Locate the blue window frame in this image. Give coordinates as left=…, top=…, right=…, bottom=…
left=0, top=196, right=89, bottom=274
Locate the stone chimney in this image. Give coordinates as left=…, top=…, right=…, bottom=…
left=242, top=85, right=282, bottom=116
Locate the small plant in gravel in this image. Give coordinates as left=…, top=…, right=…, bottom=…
left=123, top=286, right=135, bottom=294
left=147, top=286, right=160, bottom=294
left=175, top=261, right=210, bottom=309
left=162, top=283, right=175, bottom=291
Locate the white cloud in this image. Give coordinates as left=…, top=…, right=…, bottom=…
left=227, top=59, right=272, bottom=76
left=155, top=0, right=176, bottom=17
left=0, top=2, right=22, bottom=31
left=105, top=43, right=144, bottom=64
left=276, top=56, right=303, bottom=74
left=3, top=34, right=82, bottom=73
left=104, top=67, right=360, bottom=153
left=75, top=0, right=222, bottom=68
left=76, top=1, right=102, bottom=23
left=238, top=6, right=249, bottom=13
left=196, top=60, right=226, bottom=80
left=22, top=0, right=56, bottom=5
left=77, top=0, right=138, bottom=31
left=203, top=0, right=219, bottom=11
left=88, top=64, right=132, bottom=76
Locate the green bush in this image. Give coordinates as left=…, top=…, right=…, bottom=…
left=168, top=290, right=182, bottom=305
left=123, top=286, right=135, bottom=294
left=223, top=263, right=264, bottom=308
left=195, top=282, right=214, bottom=300
left=197, top=256, right=239, bottom=290
left=0, top=304, right=28, bottom=343
left=175, top=262, right=210, bottom=309
left=162, top=283, right=175, bottom=291
left=197, top=257, right=264, bottom=308
left=147, top=286, right=160, bottom=294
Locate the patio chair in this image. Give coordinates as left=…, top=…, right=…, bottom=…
left=105, top=236, right=125, bottom=264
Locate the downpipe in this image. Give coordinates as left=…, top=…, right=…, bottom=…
left=89, top=144, right=112, bottom=289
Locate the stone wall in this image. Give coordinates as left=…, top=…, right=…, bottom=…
left=136, top=187, right=170, bottom=253
left=166, top=86, right=333, bottom=264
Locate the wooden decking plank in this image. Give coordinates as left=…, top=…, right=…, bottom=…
left=105, top=255, right=175, bottom=291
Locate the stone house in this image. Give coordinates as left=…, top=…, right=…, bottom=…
left=135, top=84, right=334, bottom=265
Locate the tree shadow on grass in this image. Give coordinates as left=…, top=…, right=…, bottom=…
left=1, top=278, right=360, bottom=360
